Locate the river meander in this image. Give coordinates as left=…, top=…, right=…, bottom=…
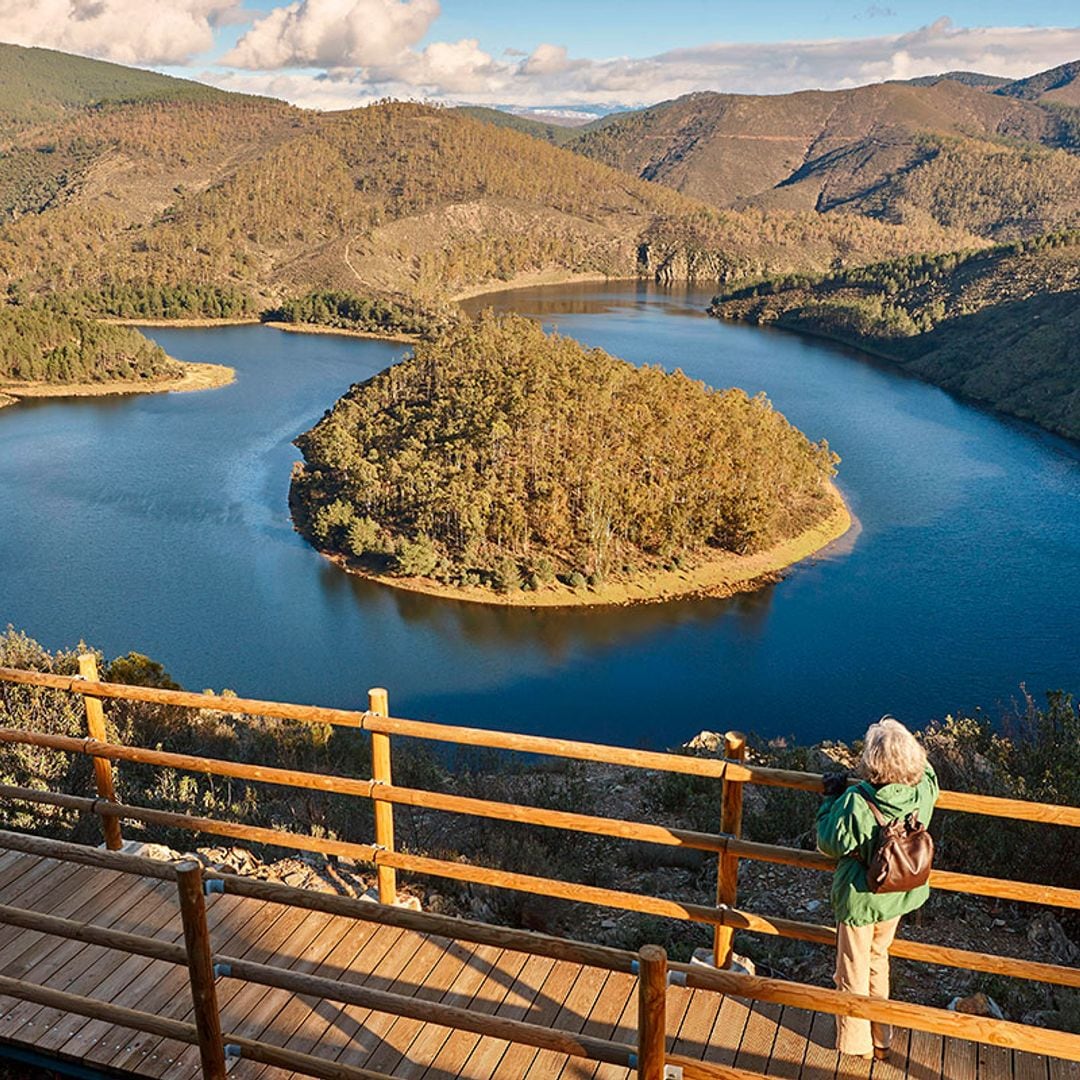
left=1, top=282, right=1077, bottom=745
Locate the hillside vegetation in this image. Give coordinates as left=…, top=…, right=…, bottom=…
left=564, top=72, right=1080, bottom=241
left=0, top=47, right=982, bottom=316
left=0, top=305, right=179, bottom=385
left=709, top=232, right=1080, bottom=440
left=291, top=313, right=839, bottom=598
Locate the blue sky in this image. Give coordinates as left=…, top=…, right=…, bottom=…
left=3, top=2, right=1080, bottom=111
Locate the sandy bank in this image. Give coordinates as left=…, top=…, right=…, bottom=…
left=0, top=361, right=235, bottom=404
left=263, top=321, right=418, bottom=344
left=100, top=317, right=261, bottom=328
left=315, top=482, right=852, bottom=608
left=451, top=270, right=637, bottom=302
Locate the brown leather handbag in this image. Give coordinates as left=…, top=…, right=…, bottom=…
left=856, top=789, right=934, bottom=893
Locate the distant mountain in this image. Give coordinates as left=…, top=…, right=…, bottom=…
left=995, top=60, right=1080, bottom=106
left=0, top=49, right=980, bottom=311
left=563, top=69, right=1080, bottom=239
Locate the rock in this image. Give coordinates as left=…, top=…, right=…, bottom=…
left=601, top=919, right=617, bottom=930
left=684, top=731, right=723, bottom=753
left=949, top=993, right=1005, bottom=1020
left=395, top=895, right=422, bottom=911
left=1027, top=911, right=1080, bottom=964
left=688, top=948, right=756, bottom=976
left=805, top=900, right=822, bottom=914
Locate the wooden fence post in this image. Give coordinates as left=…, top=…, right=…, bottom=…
left=368, top=687, right=398, bottom=905
left=637, top=944, right=668, bottom=1079
left=713, top=730, right=747, bottom=968
left=175, top=860, right=227, bottom=1080
left=77, top=653, right=123, bottom=851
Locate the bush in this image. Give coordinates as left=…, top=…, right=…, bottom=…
left=395, top=534, right=439, bottom=577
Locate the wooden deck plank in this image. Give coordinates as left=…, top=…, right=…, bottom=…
left=55, top=888, right=254, bottom=1071
left=0, top=856, right=1052, bottom=1080
left=190, top=908, right=342, bottom=1080
left=298, top=925, right=420, bottom=1068
left=282, top=924, right=412, bottom=1064
left=905, top=1027, right=944, bottom=1080
left=554, top=968, right=636, bottom=1080
left=800, top=1008, right=840, bottom=1080
left=131, top=894, right=327, bottom=1079
left=303, top=928, right=448, bottom=1076
left=518, top=961, right=610, bottom=1080
left=447, top=946, right=578, bottom=1080
left=236, top=914, right=385, bottom=1079
left=978, top=1041, right=1013, bottom=1080
left=734, top=1000, right=783, bottom=1075
left=1048, top=1055, right=1080, bottom=1080
left=0, top=874, right=172, bottom=1046
left=1014, top=1051, right=1050, bottom=1080
left=407, top=945, right=533, bottom=1079
left=365, top=938, right=517, bottom=1078
left=588, top=971, right=640, bottom=1080
left=942, top=1037, right=979, bottom=1080
left=425, top=954, right=561, bottom=1080
left=768, top=1005, right=814, bottom=1078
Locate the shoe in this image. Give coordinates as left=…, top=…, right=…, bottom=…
left=873, top=1046, right=890, bottom=1062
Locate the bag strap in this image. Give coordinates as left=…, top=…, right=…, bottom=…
left=853, top=787, right=889, bottom=827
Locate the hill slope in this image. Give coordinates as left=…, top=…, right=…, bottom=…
left=709, top=233, right=1080, bottom=440
left=565, top=71, right=1080, bottom=239
left=0, top=55, right=982, bottom=310
left=0, top=43, right=230, bottom=136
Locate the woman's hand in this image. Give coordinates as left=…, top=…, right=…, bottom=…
left=822, top=771, right=849, bottom=798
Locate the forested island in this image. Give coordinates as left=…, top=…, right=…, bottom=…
left=0, top=305, right=232, bottom=406
left=290, top=313, right=848, bottom=605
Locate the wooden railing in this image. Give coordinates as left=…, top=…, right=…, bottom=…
left=1, top=660, right=1079, bottom=1078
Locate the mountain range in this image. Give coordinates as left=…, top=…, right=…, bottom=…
left=0, top=42, right=1077, bottom=439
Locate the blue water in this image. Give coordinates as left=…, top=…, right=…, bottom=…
left=1, top=282, right=1077, bottom=747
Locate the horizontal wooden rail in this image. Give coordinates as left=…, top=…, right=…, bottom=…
left=0, top=828, right=637, bottom=973
left=715, top=906, right=1080, bottom=989
left=0, top=666, right=366, bottom=728
left=669, top=963, right=1080, bottom=1062
left=0, top=900, right=634, bottom=1069
left=4, top=665, right=1079, bottom=826
left=0, top=783, right=380, bottom=864
left=667, top=1057, right=772, bottom=1080
left=0, top=974, right=397, bottom=1080
left=5, top=732, right=1080, bottom=911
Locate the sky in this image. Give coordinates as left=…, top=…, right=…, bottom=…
left=2, top=1, right=1080, bottom=113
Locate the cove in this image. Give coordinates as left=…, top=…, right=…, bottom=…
left=1, top=282, right=1077, bottom=747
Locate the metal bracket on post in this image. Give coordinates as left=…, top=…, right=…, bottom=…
left=664, top=1067, right=684, bottom=1079
left=204, top=878, right=224, bottom=895
left=213, top=962, right=231, bottom=978
left=224, top=1045, right=242, bottom=1059
left=667, top=970, right=687, bottom=987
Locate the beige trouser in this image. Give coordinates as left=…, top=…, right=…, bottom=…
left=833, top=916, right=901, bottom=1055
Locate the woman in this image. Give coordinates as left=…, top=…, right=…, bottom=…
left=816, top=717, right=939, bottom=1061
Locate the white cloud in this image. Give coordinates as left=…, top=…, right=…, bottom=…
left=209, top=15, right=1080, bottom=109
left=224, top=0, right=439, bottom=70
left=0, top=0, right=240, bottom=65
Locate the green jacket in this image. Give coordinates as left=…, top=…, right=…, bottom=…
left=815, top=764, right=939, bottom=927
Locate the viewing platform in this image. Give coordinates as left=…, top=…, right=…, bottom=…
left=0, top=661, right=1078, bottom=1080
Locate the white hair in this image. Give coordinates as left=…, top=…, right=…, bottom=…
left=859, top=717, right=926, bottom=787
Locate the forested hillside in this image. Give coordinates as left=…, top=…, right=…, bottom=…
left=291, top=313, right=839, bottom=598
left=0, top=46, right=981, bottom=316
left=563, top=71, right=1080, bottom=240
left=0, top=306, right=179, bottom=384
left=709, top=232, right=1080, bottom=440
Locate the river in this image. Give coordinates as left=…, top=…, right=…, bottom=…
left=1, top=282, right=1077, bottom=747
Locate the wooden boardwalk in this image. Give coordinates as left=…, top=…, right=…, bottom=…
left=0, top=851, right=1075, bottom=1080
